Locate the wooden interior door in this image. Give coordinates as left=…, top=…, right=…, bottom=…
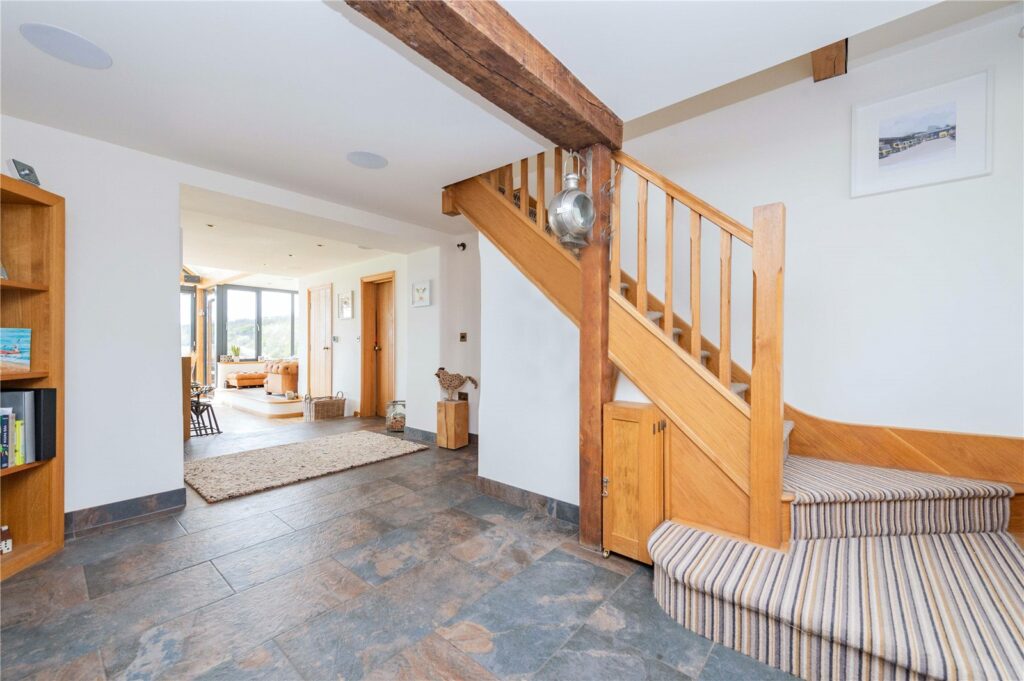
left=374, top=279, right=395, bottom=415
left=307, top=284, right=332, bottom=397
left=602, top=402, right=666, bottom=564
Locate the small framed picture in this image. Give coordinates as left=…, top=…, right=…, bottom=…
left=10, top=160, right=40, bottom=186
left=851, top=71, right=991, bottom=197
left=338, top=290, right=354, bottom=319
left=411, top=281, right=431, bottom=307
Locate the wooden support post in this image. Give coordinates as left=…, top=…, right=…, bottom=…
left=749, top=203, right=786, bottom=548
left=579, top=144, right=614, bottom=550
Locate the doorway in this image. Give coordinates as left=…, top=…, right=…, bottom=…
left=307, top=283, right=333, bottom=397
left=360, top=271, right=395, bottom=417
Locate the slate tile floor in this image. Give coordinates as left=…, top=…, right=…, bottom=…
left=1, top=420, right=795, bottom=680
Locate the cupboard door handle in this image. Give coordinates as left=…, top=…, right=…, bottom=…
left=601, top=477, right=609, bottom=497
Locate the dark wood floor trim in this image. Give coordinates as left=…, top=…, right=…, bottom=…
left=64, top=487, right=186, bottom=539
left=403, top=427, right=478, bottom=446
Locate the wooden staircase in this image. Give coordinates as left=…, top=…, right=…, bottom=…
left=443, top=148, right=1024, bottom=552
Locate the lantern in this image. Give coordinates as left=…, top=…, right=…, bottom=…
left=547, top=170, right=595, bottom=249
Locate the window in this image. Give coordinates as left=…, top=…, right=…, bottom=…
left=225, top=288, right=258, bottom=359
left=180, top=286, right=196, bottom=357
left=217, top=285, right=296, bottom=360
left=260, top=290, right=294, bottom=358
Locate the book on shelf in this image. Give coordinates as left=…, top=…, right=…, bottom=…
left=0, top=328, right=31, bottom=374
left=0, top=389, right=54, bottom=467
left=0, top=407, right=10, bottom=469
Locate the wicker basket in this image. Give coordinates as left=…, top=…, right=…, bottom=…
left=303, top=391, right=346, bottom=422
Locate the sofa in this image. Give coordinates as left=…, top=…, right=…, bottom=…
left=224, top=367, right=268, bottom=388
left=264, top=360, right=298, bottom=396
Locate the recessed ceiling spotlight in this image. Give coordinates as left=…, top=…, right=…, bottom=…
left=346, top=151, right=388, bottom=170
left=206, top=223, right=215, bottom=228
left=19, top=23, right=112, bottom=69
left=316, top=243, right=323, bottom=247
left=357, top=245, right=372, bottom=250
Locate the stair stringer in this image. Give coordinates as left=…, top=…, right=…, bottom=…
left=449, top=176, right=765, bottom=543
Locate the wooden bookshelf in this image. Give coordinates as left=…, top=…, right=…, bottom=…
left=0, top=174, right=65, bottom=580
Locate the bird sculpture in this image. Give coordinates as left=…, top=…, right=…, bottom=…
left=435, top=367, right=479, bottom=401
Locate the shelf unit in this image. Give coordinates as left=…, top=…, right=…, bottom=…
left=0, top=174, right=65, bottom=580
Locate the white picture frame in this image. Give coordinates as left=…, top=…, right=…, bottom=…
left=337, top=290, right=353, bottom=319
left=411, top=280, right=431, bottom=307
left=851, top=71, right=991, bottom=197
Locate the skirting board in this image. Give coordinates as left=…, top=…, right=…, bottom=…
left=64, top=487, right=186, bottom=539
left=473, top=475, right=580, bottom=526
left=404, top=426, right=479, bottom=446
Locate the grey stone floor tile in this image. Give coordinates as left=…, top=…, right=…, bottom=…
left=364, top=633, right=497, bottom=681
left=1, top=564, right=89, bottom=631
left=275, top=555, right=498, bottom=680
left=362, top=478, right=482, bottom=527
left=456, top=494, right=532, bottom=524
left=335, top=508, right=492, bottom=586
left=272, top=478, right=412, bottom=530
left=19, top=649, right=106, bottom=681
left=437, top=548, right=626, bottom=678
left=1, top=562, right=232, bottom=679
left=103, top=558, right=368, bottom=679
left=698, top=644, right=799, bottom=681
left=449, top=522, right=559, bottom=581
left=176, top=477, right=330, bottom=533
left=586, top=567, right=713, bottom=678
left=212, top=510, right=392, bottom=591
left=194, top=641, right=304, bottom=681
left=84, top=511, right=292, bottom=597
left=535, top=625, right=693, bottom=681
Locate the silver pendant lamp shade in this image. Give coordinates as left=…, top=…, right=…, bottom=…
left=547, top=168, right=595, bottom=249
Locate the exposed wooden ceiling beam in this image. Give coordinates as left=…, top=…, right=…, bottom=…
left=343, top=0, right=623, bottom=150
left=811, top=39, right=848, bottom=82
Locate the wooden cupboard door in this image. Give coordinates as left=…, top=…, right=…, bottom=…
left=602, top=402, right=665, bottom=564
left=374, top=279, right=395, bottom=415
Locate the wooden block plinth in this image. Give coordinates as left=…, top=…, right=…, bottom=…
left=437, top=400, right=469, bottom=450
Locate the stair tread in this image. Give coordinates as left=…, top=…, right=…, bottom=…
left=649, top=522, right=1024, bottom=681
left=783, top=455, right=1014, bottom=504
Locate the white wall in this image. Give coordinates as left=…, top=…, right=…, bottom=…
left=478, top=237, right=580, bottom=504
left=296, top=237, right=481, bottom=435
left=440, top=233, right=482, bottom=433
left=1, top=116, right=447, bottom=512
left=622, top=9, right=1023, bottom=436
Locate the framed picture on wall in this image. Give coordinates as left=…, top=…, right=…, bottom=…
left=338, top=290, right=353, bottom=319
left=411, top=281, right=431, bottom=307
left=851, top=71, right=991, bottom=197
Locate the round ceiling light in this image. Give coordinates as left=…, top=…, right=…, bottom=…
left=19, top=23, right=112, bottom=69
left=346, top=151, right=388, bottom=170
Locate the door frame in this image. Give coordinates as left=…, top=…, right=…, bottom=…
left=359, top=271, right=396, bottom=417
left=306, top=283, right=333, bottom=397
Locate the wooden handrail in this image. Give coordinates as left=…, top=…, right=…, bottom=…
left=613, top=150, right=753, bottom=245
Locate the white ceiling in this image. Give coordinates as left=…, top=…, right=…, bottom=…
left=2, top=1, right=932, bottom=235
left=503, top=1, right=936, bottom=121
left=181, top=186, right=394, bottom=279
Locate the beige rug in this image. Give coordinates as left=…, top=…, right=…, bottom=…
left=184, top=430, right=428, bottom=502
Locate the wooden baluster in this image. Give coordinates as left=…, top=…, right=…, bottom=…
left=554, top=148, right=563, bottom=194
left=536, top=152, right=546, bottom=229
left=519, top=158, right=530, bottom=218
left=488, top=169, right=498, bottom=189
left=689, top=211, right=701, bottom=359
left=502, top=164, right=513, bottom=200
left=749, top=202, right=786, bottom=548
left=610, top=163, right=622, bottom=293
left=637, top=177, right=648, bottom=316
left=663, top=195, right=674, bottom=336
left=719, top=230, right=732, bottom=384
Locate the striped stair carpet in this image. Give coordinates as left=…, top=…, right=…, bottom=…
left=784, top=455, right=1013, bottom=540
left=650, top=523, right=1024, bottom=681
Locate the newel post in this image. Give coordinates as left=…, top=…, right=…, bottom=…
left=749, top=203, right=786, bottom=548
left=578, top=144, right=614, bottom=550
